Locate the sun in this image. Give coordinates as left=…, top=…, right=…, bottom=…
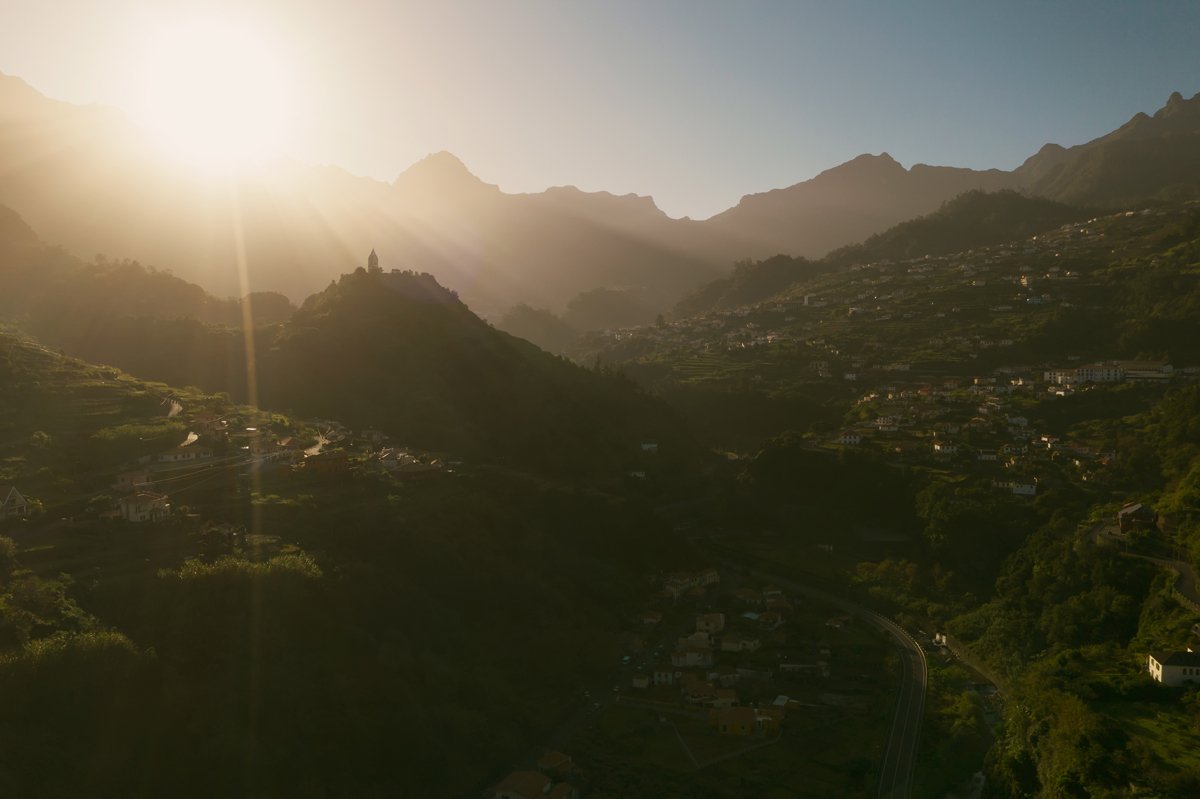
left=130, top=15, right=295, bottom=174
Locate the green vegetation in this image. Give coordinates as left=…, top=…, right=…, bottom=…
left=0, top=329, right=698, bottom=795
left=495, top=302, right=580, bottom=355
left=6, top=187, right=1200, bottom=796
left=827, top=190, right=1087, bottom=267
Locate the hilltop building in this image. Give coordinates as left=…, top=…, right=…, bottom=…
left=367, top=249, right=381, bottom=274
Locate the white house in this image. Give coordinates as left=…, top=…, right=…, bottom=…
left=1075, top=363, right=1123, bottom=383
left=720, top=635, right=762, bottom=653
left=0, top=486, right=29, bottom=519
left=118, top=492, right=170, bottom=523
left=1011, top=480, right=1038, bottom=497
left=835, top=432, right=863, bottom=446
left=1148, top=652, right=1200, bottom=687
left=994, top=479, right=1038, bottom=497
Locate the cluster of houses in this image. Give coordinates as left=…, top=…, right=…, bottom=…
left=1043, top=361, right=1173, bottom=388
left=95, top=410, right=447, bottom=524
left=581, top=207, right=1133, bottom=360
left=824, top=362, right=1177, bottom=496
left=635, top=574, right=803, bottom=737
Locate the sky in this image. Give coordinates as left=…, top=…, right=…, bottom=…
left=2, top=0, right=1199, bottom=219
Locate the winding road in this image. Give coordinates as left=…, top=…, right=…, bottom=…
left=715, top=559, right=928, bottom=799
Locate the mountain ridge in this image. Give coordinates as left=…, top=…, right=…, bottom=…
left=2, top=71, right=1199, bottom=330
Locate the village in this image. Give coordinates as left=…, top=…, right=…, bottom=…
left=488, top=564, right=897, bottom=798
left=574, top=205, right=1200, bottom=508
left=0, top=378, right=451, bottom=545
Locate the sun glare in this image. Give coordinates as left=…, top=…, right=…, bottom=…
left=130, top=16, right=294, bottom=174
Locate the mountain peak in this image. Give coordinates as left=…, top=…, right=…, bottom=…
left=392, top=151, right=494, bottom=196
left=1153, top=89, right=1200, bottom=122
left=412, top=150, right=470, bottom=173
left=811, top=151, right=906, bottom=183
left=847, top=151, right=901, bottom=167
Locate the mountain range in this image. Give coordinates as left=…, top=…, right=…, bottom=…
left=2, top=71, right=1199, bottom=327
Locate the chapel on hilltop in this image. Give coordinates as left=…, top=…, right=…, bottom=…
left=367, top=249, right=381, bottom=274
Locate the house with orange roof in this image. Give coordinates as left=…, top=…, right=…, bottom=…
left=547, top=784, right=578, bottom=799
left=711, top=688, right=738, bottom=708
left=683, top=679, right=717, bottom=704
left=492, top=770, right=550, bottom=799
left=536, top=751, right=573, bottom=776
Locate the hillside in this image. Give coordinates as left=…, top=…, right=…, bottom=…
left=671, top=254, right=831, bottom=318
left=824, top=190, right=1088, bottom=266
left=702, top=153, right=1016, bottom=261
left=0, top=329, right=687, bottom=797
left=0, top=204, right=293, bottom=328
left=257, top=269, right=695, bottom=475
left=672, top=191, right=1088, bottom=318
left=0, top=221, right=696, bottom=477
left=1016, top=90, right=1200, bottom=206
left=585, top=199, right=1200, bottom=795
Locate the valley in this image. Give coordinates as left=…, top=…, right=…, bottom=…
left=2, top=29, right=1200, bottom=796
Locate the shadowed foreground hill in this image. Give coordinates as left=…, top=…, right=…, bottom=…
left=0, top=331, right=687, bottom=797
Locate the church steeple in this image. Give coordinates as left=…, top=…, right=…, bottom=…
left=367, top=249, right=380, bottom=274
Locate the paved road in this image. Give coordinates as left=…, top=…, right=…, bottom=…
left=868, top=610, right=928, bottom=799
left=715, top=559, right=928, bottom=799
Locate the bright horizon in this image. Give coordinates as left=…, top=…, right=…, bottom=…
left=2, top=0, right=1199, bottom=219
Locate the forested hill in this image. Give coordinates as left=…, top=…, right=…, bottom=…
left=672, top=254, right=832, bottom=317
left=256, top=269, right=696, bottom=475
left=824, top=190, right=1087, bottom=266
left=0, top=230, right=696, bottom=477
left=673, top=190, right=1088, bottom=317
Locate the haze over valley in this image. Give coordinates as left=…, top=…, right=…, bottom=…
left=3, top=3, right=1200, bottom=798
